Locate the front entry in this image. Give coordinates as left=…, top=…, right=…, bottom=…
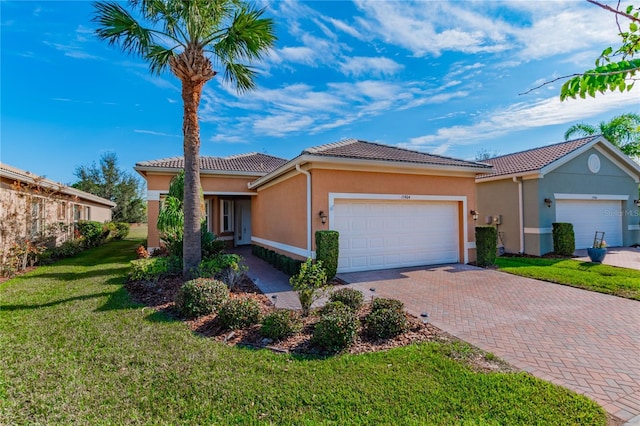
left=234, top=199, right=252, bottom=245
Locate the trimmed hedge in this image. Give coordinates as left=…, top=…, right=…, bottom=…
left=77, top=221, right=109, bottom=247
left=328, top=287, right=363, bottom=311
left=260, top=309, right=303, bottom=340
left=475, top=226, right=497, bottom=267
left=315, top=230, right=339, bottom=281
left=252, top=244, right=303, bottom=276
left=553, top=222, right=575, bottom=256
left=175, top=278, right=229, bottom=318
left=312, top=302, right=359, bottom=353
left=217, top=297, right=261, bottom=330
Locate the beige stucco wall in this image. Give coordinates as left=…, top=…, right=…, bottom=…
left=476, top=178, right=521, bottom=253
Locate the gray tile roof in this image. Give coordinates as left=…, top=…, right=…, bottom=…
left=136, top=152, right=288, bottom=174
left=303, top=139, right=491, bottom=169
left=476, top=136, right=599, bottom=179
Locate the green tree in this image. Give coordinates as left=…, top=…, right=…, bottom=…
left=73, top=152, right=146, bottom=223
left=560, top=1, right=639, bottom=100
left=564, top=113, right=640, bottom=157
left=93, top=0, right=276, bottom=277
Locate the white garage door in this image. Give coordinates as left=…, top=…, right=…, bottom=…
left=333, top=200, right=459, bottom=273
left=555, top=200, right=622, bottom=248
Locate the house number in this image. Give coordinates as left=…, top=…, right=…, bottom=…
left=400, top=195, right=411, bottom=200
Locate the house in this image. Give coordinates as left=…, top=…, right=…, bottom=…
left=476, top=135, right=640, bottom=256
left=0, top=163, right=116, bottom=252
left=136, top=139, right=491, bottom=273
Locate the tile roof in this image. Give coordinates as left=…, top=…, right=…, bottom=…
left=476, top=136, right=599, bottom=180
left=136, top=152, right=288, bottom=174
left=303, top=139, right=491, bottom=169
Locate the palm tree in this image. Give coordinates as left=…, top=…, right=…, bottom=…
left=564, top=113, right=640, bottom=157
left=93, top=0, right=276, bottom=276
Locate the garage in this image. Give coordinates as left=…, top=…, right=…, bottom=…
left=332, top=199, right=460, bottom=273
left=555, top=199, right=623, bottom=248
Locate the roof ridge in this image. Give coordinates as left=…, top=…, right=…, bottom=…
left=222, top=152, right=258, bottom=160
left=487, top=135, right=599, bottom=161
left=303, top=138, right=358, bottom=154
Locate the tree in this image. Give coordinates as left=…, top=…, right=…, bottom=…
left=475, top=148, right=501, bottom=161
left=73, top=152, right=146, bottom=223
left=93, top=0, right=276, bottom=277
left=564, top=113, right=640, bottom=157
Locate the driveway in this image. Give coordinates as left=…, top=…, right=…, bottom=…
left=338, top=264, right=640, bottom=423
left=574, top=246, right=640, bottom=270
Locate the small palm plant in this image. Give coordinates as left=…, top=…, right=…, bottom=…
left=289, top=258, right=328, bottom=316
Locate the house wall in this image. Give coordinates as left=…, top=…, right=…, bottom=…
left=476, top=178, right=521, bottom=253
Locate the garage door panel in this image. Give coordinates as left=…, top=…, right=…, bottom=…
left=334, top=200, right=460, bottom=272
left=556, top=200, right=622, bottom=249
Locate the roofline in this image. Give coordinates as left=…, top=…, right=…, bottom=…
left=133, top=165, right=268, bottom=178
left=0, top=164, right=117, bottom=207
left=249, top=154, right=492, bottom=189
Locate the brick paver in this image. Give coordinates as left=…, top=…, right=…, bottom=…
left=339, top=264, right=640, bottom=423
left=574, top=247, right=640, bottom=270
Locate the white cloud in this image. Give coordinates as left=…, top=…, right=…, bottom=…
left=339, top=56, right=403, bottom=77
left=134, top=129, right=180, bottom=137
left=326, top=17, right=364, bottom=40
left=252, top=113, right=316, bottom=137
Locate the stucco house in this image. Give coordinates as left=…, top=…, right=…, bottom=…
left=476, top=135, right=640, bottom=256
left=136, top=139, right=491, bottom=273
left=0, top=162, right=116, bottom=254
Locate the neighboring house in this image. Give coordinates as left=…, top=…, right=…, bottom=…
left=476, top=135, right=640, bottom=256
left=136, top=139, right=491, bottom=273
left=0, top=163, right=116, bottom=253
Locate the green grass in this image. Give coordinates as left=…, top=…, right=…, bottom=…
left=0, top=235, right=606, bottom=425
left=496, top=257, right=640, bottom=300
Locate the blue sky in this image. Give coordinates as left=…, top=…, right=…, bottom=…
left=2, top=0, right=639, bottom=185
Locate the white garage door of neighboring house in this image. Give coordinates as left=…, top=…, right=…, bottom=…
left=555, top=200, right=623, bottom=249
left=333, top=200, right=459, bottom=273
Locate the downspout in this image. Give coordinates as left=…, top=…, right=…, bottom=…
left=513, top=177, right=525, bottom=253
left=296, top=164, right=312, bottom=258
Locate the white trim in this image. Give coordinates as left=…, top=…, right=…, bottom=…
left=220, top=199, right=234, bottom=232
left=466, top=242, right=476, bottom=249
left=524, top=227, right=553, bottom=234
left=628, top=225, right=640, bottom=231
left=514, top=177, right=525, bottom=253
left=218, top=235, right=234, bottom=241
left=328, top=192, right=468, bottom=264
left=593, top=144, right=640, bottom=183
left=296, top=164, right=312, bottom=257
left=202, top=191, right=256, bottom=196
left=553, top=193, right=629, bottom=201
left=147, top=190, right=161, bottom=201
left=251, top=236, right=314, bottom=259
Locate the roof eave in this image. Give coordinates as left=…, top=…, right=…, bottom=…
left=134, top=165, right=268, bottom=177
left=476, top=171, right=541, bottom=183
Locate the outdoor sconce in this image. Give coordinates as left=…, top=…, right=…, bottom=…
left=634, top=199, right=640, bottom=207
left=319, top=211, right=328, bottom=224
left=470, top=210, right=479, bottom=221
left=544, top=197, right=553, bottom=208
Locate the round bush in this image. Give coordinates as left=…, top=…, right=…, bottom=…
left=312, top=304, right=359, bottom=353
left=175, top=278, right=229, bottom=318
left=371, top=297, right=404, bottom=313
left=260, top=309, right=303, bottom=340
left=218, top=297, right=262, bottom=330
left=329, top=287, right=364, bottom=311
left=364, top=308, right=409, bottom=339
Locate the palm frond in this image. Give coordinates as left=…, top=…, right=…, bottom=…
left=564, top=123, right=597, bottom=140
left=93, top=2, right=154, bottom=56
left=222, top=62, right=257, bottom=93
left=210, top=6, right=276, bottom=62
left=147, top=44, right=176, bottom=75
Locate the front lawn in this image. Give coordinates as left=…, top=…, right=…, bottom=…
left=496, top=257, right=640, bottom=300
left=0, top=236, right=606, bottom=425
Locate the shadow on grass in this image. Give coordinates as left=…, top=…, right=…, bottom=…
left=19, top=267, right=130, bottom=282
left=1, top=291, right=118, bottom=311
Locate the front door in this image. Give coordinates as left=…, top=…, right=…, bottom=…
left=234, top=199, right=252, bottom=245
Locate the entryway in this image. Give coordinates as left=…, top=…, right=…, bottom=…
left=234, top=199, right=251, bottom=246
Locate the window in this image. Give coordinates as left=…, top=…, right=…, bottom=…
left=85, top=206, right=91, bottom=221
left=57, top=201, right=67, bottom=220
left=73, top=204, right=82, bottom=222
left=220, top=200, right=234, bottom=232
left=30, top=198, right=44, bottom=236
left=203, top=199, right=211, bottom=231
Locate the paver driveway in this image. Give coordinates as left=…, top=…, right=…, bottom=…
left=339, top=264, right=640, bottom=423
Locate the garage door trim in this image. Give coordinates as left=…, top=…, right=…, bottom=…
left=554, top=193, right=629, bottom=201
left=328, top=192, right=469, bottom=264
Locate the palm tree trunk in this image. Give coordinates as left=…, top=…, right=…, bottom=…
left=181, top=79, right=204, bottom=277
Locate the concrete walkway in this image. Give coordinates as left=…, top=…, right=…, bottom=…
left=236, top=247, right=640, bottom=423
left=574, top=246, right=640, bottom=270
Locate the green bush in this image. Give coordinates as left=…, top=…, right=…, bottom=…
left=51, top=239, right=84, bottom=259
left=217, top=297, right=261, bottom=330
left=475, top=226, right=497, bottom=267
left=364, top=308, right=409, bottom=339
left=371, top=297, right=404, bottom=313
left=175, top=278, right=229, bottom=318
left=197, top=254, right=242, bottom=278
left=329, top=287, right=364, bottom=311
left=319, top=300, right=347, bottom=316
left=316, top=230, right=339, bottom=281
left=201, top=229, right=225, bottom=260
left=553, top=222, right=575, bottom=256
left=260, top=309, right=303, bottom=340
left=290, top=258, right=328, bottom=316
left=129, top=256, right=182, bottom=282
left=77, top=221, right=107, bottom=247
left=112, top=222, right=130, bottom=240
left=312, top=303, right=359, bottom=352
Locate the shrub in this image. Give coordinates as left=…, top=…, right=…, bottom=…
left=112, top=222, right=130, bottom=240
left=260, top=309, right=303, bottom=340
left=217, top=297, right=261, bottom=329
left=129, top=256, right=181, bottom=282
left=175, top=278, right=229, bottom=318
left=364, top=308, right=408, bottom=339
left=77, top=221, right=107, bottom=247
left=312, top=303, right=359, bottom=352
left=290, top=258, right=328, bottom=316
left=371, top=297, right=404, bottom=313
left=328, top=287, right=364, bottom=311
left=475, top=226, right=497, bottom=267
left=51, top=239, right=84, bottom=259
left=553, top=222, right=575, bottom=256
left=197, top=254, right=242, bottom=278
left=315, top=230, right=339, bottom=281
left=319, top=300, right=347, bottom=316
left=201, top=230, right=225, bottom=260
